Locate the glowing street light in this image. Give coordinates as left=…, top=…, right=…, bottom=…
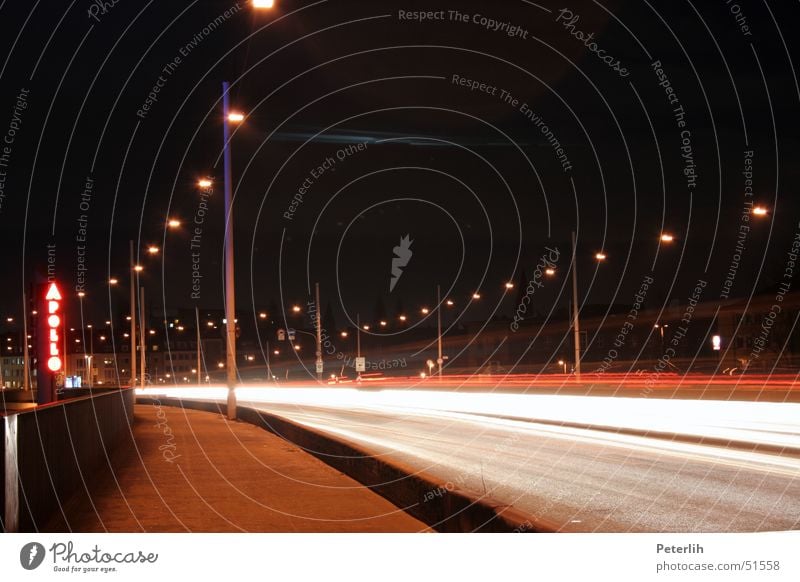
left=505, top=282, right=515, bottom=289
left=340, top=331, right=349, bottom=338
left=134, top=265, right=143, bottom=272
left=595, top=252, right=607, bottom=261
left=292, top=305, right=301, bottom=313
left=398, top=315, right=407, bottom=322
left=109, top=278, right=119, bottom=285
left=660, top=233, right=674, bottom=243
left=472, top=293, right=481, bottom=300
left=445, top=299, right=454, bottom=306
left=545, top=268, right=556, bottom=276
left=167, top=219, right=181, bottom=228
left=421, top=307, right=430, bottom=315
left=259, top=312, right=268, bottom=319
left=227, top=112, right=245, bottom=123
left=752, top=206, right=769, bottom=217
left=379, top=320, right=387, bottom=327
left=252, top=0, right=275, bottom=8
left=198, top=178, right=213, bottom=189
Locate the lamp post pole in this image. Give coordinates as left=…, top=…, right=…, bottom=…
left=22, top=291, right=30, bottom=391
left=436, top=284, right=443, bottom=380
left=139, top=286, right=145, bottom=388
left=222, top=80, right=238, bottom=420
left=129, top=241, right=137, bottom=387
left=195, top=306, right=202, bottom=385
left=571, top=231, right=582, bottom=380
left=315, top=282, right=322, bottom=381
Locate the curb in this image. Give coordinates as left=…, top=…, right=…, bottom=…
left=137, top=397, right=551, bottom=533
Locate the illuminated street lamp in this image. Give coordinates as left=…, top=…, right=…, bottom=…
left=505, top=282, right=514, bottom=289
left=398, top=315, right=407, bottom=322
left=472, top=293, right=481, bottom=300
left=595, top=252, right=607, bottom=261
left=420, top=307, right=429, bottom=315
left=167, top=219, right=181, bottom=228
left=252, top=0, right=275, bottom=8
left=198, top=178, right=213, bottom=189
left=545, top=268, right=556, bottom=276
left=340, top=331, right=348, bottom=338
left=660, top=233, right=675, bottom=243
left=752, top=206, right=769, bottom=217
left=147, top=245, right=159, bottom=255
left=109, top=278, right=118, bottom=285
left=227, top=111, right=245, bottom=123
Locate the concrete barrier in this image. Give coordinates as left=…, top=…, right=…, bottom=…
left=2, top=388, right=135, bottom=532
left=138, top=397, right=551, bottom=533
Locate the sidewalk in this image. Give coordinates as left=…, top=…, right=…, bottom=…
left=44, top=403, right=429, bottom=532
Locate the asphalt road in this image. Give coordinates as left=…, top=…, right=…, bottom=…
left=144, top=385, right=800, bottom=532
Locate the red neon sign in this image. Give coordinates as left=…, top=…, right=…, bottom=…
left=44, top=282, right=63, bottom=373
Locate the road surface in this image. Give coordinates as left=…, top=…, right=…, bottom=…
left=141, top=385, right=800, bottom=532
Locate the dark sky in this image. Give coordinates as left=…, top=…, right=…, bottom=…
left=0, top=0, right=798, bottom=333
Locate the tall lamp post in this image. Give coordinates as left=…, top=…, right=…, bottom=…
left=129, top=241, right=137, bottom=387
left=571, top=231, right=582, bottom=381
left=436, top=284, right=443, bottom=380
left=222, top=81, right=239, bottom=421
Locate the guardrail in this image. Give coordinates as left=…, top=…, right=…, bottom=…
left=2, top=388, right=134, bottom=532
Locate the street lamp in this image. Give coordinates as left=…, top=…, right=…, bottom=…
left=198, top=178, right=213, bottom=189
left=167, top=219, right=181, bottom=228
left=252, top=0, right=275, bottom=8
left=660, top=233, right=674, bottom=243
left=752, top=206, right=769, bottom=217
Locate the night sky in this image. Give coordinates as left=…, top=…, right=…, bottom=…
left=0, top=0, right=798, bottom=336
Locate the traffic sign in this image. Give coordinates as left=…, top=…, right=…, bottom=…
left=355, top=357, right=366, bottom=372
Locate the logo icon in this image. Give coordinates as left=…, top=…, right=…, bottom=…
left=389, top=235, right=413, bottom=292
left=20, top=542, right=46, bottom=570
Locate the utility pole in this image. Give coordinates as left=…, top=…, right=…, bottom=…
left=315, top=282, right=322, bottom=381
left=129, top=241, right=137, bottom=387
left=22, top=290, right=30, bottom=391
left=437, top=284, right=443, bottom=380
left=195, top=306, right=202, bottom=385
left=571, top=231, right=582, bottom=380
left=222, top=80, right=237, bottom=420
left=139, top=286, right=146, bottom=388
left=356, top=313, right=361, bottom=382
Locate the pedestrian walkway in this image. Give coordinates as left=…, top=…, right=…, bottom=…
left=45, top=403, right=428, bottom=532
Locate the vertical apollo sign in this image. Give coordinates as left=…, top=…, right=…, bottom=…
left=36, top=282, right=63, bottom=404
